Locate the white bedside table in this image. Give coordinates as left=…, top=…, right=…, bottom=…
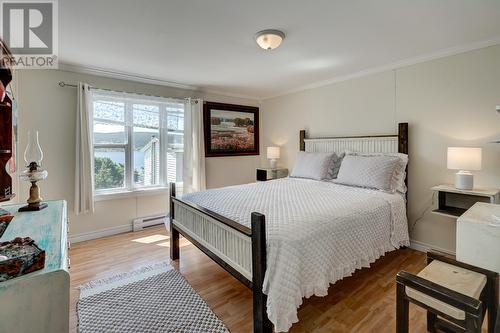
left=431, top=185, right=500, bottom=218
left=456, top=202, right=500, bottom=274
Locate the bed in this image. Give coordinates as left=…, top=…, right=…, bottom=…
left=168, top=123, right=409, bottom=332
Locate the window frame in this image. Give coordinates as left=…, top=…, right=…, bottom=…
left=91, top=92, right=184, bottom=197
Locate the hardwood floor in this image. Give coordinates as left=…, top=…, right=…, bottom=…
left=69, top=226, right=489, bottom=332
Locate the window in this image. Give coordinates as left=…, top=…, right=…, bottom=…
left=91, top=90, right=184, bottom=194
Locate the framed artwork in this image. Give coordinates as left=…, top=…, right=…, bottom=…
left=203, top=102, right=259, bottom=157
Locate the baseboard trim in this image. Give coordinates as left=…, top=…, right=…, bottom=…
left=409, top=239, right=455, bottom=255
left=69, top=224, right=133, bottom=243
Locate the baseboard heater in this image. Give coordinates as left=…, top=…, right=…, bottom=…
left=132, top=213, right=169, bottom=232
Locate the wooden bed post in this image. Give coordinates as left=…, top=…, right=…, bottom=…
left=251, top=212, right=273, bottom=333
left=398, top=123, right=408, bottom=154
left=170, top=182, right=180, bottom=260
left=299, top=129, right=306, bottom=151
left=398, top=123, right=409, bottom=198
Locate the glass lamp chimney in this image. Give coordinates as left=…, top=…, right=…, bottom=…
left=24, top=131, right=43, bottom=167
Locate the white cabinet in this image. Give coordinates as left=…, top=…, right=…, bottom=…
left=456, top=202, right=500, bottom=273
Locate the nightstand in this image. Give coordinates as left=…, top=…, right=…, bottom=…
left=256, top=168, right=288, bottom=181
left=456, top=202, right=500, bottom=274
left=431, top=185, right=500, bottom=218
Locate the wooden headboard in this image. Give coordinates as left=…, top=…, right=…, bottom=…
left=299, top=122, right=409, bottom=187
left=300, top=123, right=408, bottom=155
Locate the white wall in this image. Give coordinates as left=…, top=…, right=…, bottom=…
left=262, top=45, right=500, bottom=253
left=7, top=69, right=260, bottom=240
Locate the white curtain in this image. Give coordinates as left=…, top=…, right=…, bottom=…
left=74, top=83, right=94, bottom=214
left=182, top=99, right=206, bottom=194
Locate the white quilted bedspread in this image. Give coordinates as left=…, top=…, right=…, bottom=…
left=181, top=178, right=409, bottom=332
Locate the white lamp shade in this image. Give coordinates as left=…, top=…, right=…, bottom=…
left=267, top=146, right=280, bottom=159
left=447, top=147, right=482, bottom=171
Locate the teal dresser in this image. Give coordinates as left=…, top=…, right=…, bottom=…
left=0, top=200, right=69, bottom=333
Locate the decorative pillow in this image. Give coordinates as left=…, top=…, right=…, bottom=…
left=333, top=154, right=401, bottom=192
left=290, top=152, right=337, bottom=180
left=331, top=152, right=345, bottom=179
left=345, top=151, right=408, bottom=194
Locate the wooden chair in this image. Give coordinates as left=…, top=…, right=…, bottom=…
left=396, top=251, right=499, bottom=333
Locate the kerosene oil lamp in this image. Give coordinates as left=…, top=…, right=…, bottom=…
left=18, top=131, right=48, bottom=212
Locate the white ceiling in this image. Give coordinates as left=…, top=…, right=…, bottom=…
left=60, top=0, right=500, bottom=99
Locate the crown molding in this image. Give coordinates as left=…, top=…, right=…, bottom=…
left=58, top=62, right=261, bottom=102
left=263, top=37, right=500, bottom=100
left=195, top=87, right=262, bottom=103
left=58, top=62, right=196, bottom=90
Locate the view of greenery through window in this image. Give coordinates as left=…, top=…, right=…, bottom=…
left=94, top=155, right=125, bottom=189
left=93, top=156, right=143, bottom=190
left=92, top=95, right=184, bottom=192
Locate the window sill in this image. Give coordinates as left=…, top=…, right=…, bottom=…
left=94, top=187, right=171, bottom=202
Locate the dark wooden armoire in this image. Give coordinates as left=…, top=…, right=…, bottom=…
left=0, top=43, right=13, bottom=202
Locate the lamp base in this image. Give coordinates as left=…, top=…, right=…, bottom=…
left=454, top=171, right=473, bottom=190
left=269, top=159, right=277, bottom=169
left=18, top=202, right=48, bottom=212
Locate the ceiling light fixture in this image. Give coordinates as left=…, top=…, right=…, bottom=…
left=255, top=29, right=285, bottom=50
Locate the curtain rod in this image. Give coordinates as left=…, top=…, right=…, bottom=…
left=58, top=81, right=199, bottom=103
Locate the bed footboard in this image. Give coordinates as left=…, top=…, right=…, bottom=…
left=169, top=183, right=272, bottom=333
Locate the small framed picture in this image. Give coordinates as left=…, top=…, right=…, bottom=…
left=203, top=102, right=259, bottom=157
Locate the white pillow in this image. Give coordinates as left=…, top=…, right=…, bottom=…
left=333, top=154, right=401, bottom=192
left=290, top=152, right=337, bottom=180
left=345, top=151, right=408, bottom=194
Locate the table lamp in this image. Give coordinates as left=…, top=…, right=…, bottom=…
left=447, top=147, right=482, bottom=190
left=267, top=146, right=280, bottom=169
left=19, top=131, right=48, bottom=212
